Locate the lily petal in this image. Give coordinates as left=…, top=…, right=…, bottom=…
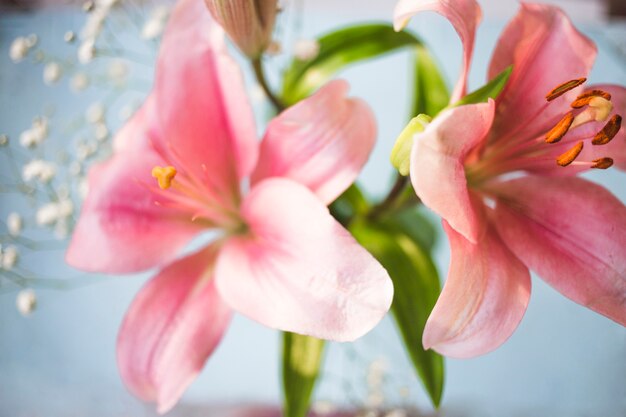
left=215, top=178, right=393, bottom=342
left=117, top=247, right=232, bottom=414
left=410, top=101, right=495, bottom=243
left=393, top=0, right=482, bottom=103
left=251, top=80, right=377, bottom=204
left=423, top=221, right=531, bottom=358
left=490, top=176, right=626, bottom=326
left=66, top=111, right=201, bottom=274
left=154, top=0, right=257, bottom=203
left=488, top=3, right=596, bottom=142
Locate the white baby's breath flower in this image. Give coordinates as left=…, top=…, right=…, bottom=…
left=78, top=178, right=89, bottom=199
left=7, top=212, right=23, bottom=237
left=86, top=102, right=105, bottom=124
left=19, top=117, right=48, bottom=148
left=16, top=289, right=37, bottom=316
left=108, top=59, right=128, bottom=82
left=43, top=62, right=63, bottom=85
left=9, top=37, right=30, bottom=62
left=95, top=123, right=109, bottom=141
left=2, top=245, right=19, bottom=270
left=64, top=31, right=76, bottom=43
left=294, top=39, right=320, bottom=61
left=78, top=39, right=96, bottom=64
left=36, top=202, right=60, bottom=226
left=71, top=72, right=90, bottom=92
left=22, top=160, right=56, bottom=183
left=0, top=134, right=8, bottom=146
left=26, top=34, right=38, bottom=48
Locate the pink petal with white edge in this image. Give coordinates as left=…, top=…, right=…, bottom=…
left=423, top=221, right=531, bottom=358
left=410, top=100, right=495, bottom=243
left=154, top=0, right=257, bottom=204
left=393, top=0, right=481, bottom=103
left=252, top=80, right=377, bottom=205
left=66, top=112, right=202, bottom=274
left=118, top=247, right=232, bottom=414
left=215, top=178, right=393, bottom=342
left=487, top=3, right=596, bottom=144
left=490, top=176, right=626, bottom=326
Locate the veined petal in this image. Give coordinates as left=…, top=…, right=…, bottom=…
left=423, top=222, right=531, bottom=358
left=393, top=0, right=481, bottom=103
left=215, top=178, right=393, bottom=342
left=154, top=0, right=257, bottom=203
left=117, top=247, right=232, bottom=414
left=487, top=3, right=596, bottom=143
left=490, top=176, right=626, bottom=326
left=251, top=80, right=377, bottom=205
left=66, top=111, right=201, bottom=274
left=410, top=101, right=495, bottom=243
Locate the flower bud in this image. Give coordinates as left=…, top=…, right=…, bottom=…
left=390, top=114, right=431, bottom=176
left=204, top=0, right=278, bottom=58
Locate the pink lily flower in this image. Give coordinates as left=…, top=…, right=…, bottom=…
left=66, top=0, right=393, bottom=411
left=394, top=0, right=626, bottom=358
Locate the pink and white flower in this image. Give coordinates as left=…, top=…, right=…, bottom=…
left=394, top=0, right=626, bottom=357
left=67, top=0, right=393, bottom=411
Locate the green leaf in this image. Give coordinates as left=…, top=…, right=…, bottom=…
left=380, top=205, right=438, bottom=251
left=350, top=220, right=444, bottom=407
left=412, top=45, right=450, bottom=117
left=282, top=332, right=326, bottom=417
left=281, top=24, right=423, bottom=105
left=329, top=183, right=369, bottom=226
left=451, top=65, right=513, bottom=108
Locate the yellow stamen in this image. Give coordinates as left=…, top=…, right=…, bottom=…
left=546, top=78, right=586, bottom=102
left=556, top=141, right=584, bottom=167
left=545, top=112, right=574, bottom=144
left=151, top=166, right=177, bottom=190
left=592, top=115, right=622, bottom=145
left=591, top=157, right=614, bottom=169
left=571, top=89, right=612, bottom=109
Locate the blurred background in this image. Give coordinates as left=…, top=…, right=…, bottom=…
left=1, top=0, right=625, bottom=416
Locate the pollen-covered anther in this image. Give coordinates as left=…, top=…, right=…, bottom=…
left=545, top=112, right=574, bottom=144
left=151, top=165, right=177, bottom=190
left=546, top=78, right=586, bottom=102
left=556, top=141, right=584, bottom=167
left=570, top=89, right=612, bottom=109
left=592, top=114, right=622, bottom=145
left=591, top=157, right=614, bottom=169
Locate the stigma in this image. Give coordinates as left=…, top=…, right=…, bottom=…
left=544, top=78, right=622, bottom=169
left=151, top=165, right=177, bottom=189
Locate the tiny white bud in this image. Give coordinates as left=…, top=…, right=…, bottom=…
left=95, top=123, right=109, bottom=141
left=64, top=31, right=76, bottom=43
left=26, top=34, right=38, bottom=48
left=86, top=102, right=105, bottom=124
left=43, top=62, right=63, bottom=85
left=293, top=39, right=320, bottom=61
left=36, top=202, right=60, bottom=226
left=7, top=212, right=23, bottom=237
left=9, top=37, right=30, bottom=62
left=2, top=245, right=19, bottom=270
left=16, top=289, right=37, bottom=317
left=71, top=72, right=90, bottom=92
left=0, top=134, right=8, bottom=146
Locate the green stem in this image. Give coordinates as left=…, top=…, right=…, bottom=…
left=251, top=58, right=286, bottom=112
left=367, top=174, right=409, bottom=220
